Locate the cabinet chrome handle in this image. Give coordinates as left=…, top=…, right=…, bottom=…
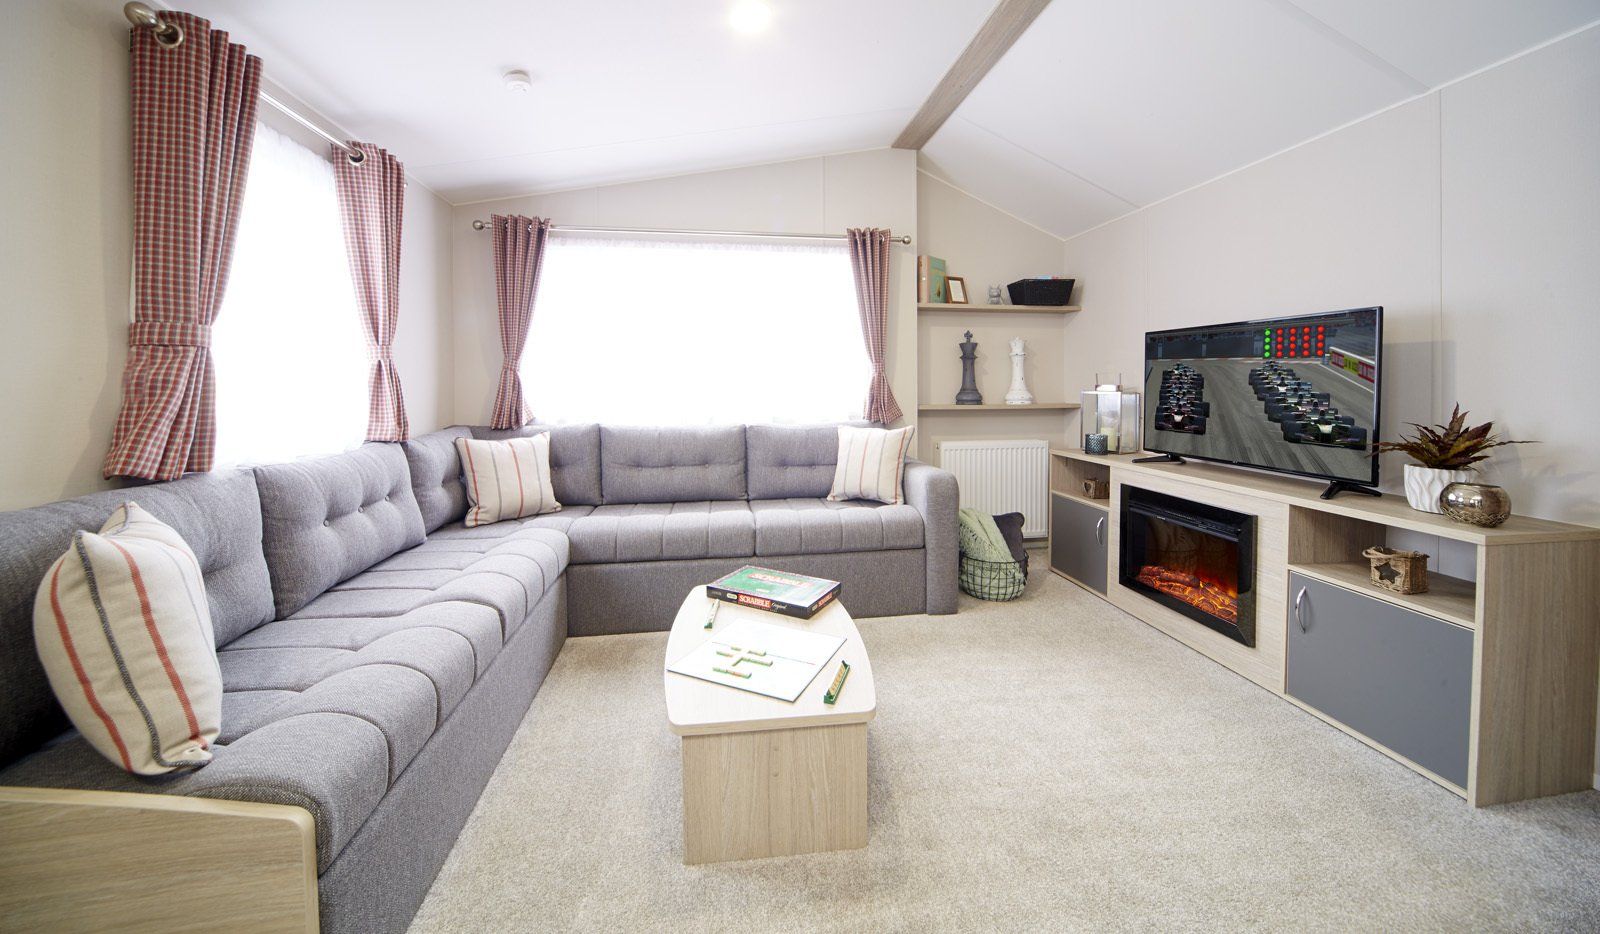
left=1095, top=516, right=1107, bottom=546
left=1294, top=586, right=1309, bottom=633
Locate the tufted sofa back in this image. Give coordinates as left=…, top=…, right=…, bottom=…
left=745, top=422, right=870, bottom=500
left=0, top=470, right=276, bottom=769
left=599, top=425, right=749, bottom=504
left=253, top=443, right=426, bottom=618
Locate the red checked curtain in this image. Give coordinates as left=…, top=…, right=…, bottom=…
left=103, top=12, right=261, bottom=480
left=333, top=142, right=409, bottom=442
left=489, top=214, right=553, bottom=429
left=847, top=228, right=903, bottom=423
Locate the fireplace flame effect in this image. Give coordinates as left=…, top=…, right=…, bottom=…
left=1134, top=565, right=1239, bottom=624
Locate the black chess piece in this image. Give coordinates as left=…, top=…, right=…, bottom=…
left=956, top=330, right=983, bottom=405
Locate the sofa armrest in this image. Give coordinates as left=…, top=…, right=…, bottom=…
left=0, top=786, right=318, bottom=932
left=903, top=459, right=959, bottom=614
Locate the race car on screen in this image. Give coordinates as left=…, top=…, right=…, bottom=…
left=1154, top=403, right=1208, bottom=434
left=1264, top=390, right=1332, bottom=421
left=1254, top=376, right=1318, bottom=401
left=1248, top=363, right=1297, bottom=388
left=1281, top=413, right=1367, bottom=448
left=1157, top=392, right=1210, bottom=417
left=1162, top=363, right=1203, bottom=381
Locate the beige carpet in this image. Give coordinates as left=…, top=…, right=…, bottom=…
left=409, top=572, right=1600, bottom=932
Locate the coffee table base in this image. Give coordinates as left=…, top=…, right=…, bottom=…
left=680, top=722, right=867, bottom=865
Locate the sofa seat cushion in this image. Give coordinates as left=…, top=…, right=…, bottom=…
left=566, top=501, right=756, bottom=564
left=426, top=504, right=593, bottom=537
left=750, top=498, right=924, bottom=556
left=0, top=597, right=508, bottom=874
left=289, top=529, right=567, bottom=641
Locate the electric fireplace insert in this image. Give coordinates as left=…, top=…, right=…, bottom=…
left=1119, top=486, right=1256, bottom=646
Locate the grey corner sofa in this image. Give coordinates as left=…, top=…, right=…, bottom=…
left=0, top=422, right=957, bottom=932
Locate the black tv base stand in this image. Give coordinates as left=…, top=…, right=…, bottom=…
left=1131, top=453, right=1185, bottom=464
left=1320, top=480, right=1382, bottom=500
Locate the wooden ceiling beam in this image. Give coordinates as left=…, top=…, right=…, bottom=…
left=892, top=0, right=1054, bottom=151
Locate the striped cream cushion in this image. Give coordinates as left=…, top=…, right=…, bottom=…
left=33, top=503, right=221, bottom=775
left=827, top=424, right=916, bottom=505
left=456, top=433, right=562, bottom=527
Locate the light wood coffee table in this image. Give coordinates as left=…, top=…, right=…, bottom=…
left=663, top=586, right=875, bottom=865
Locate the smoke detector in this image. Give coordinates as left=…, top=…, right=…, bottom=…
left=503, top=70, right=533, bottom=93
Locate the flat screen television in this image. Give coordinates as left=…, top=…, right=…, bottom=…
left=1141, top=307, right=1382, bottom=498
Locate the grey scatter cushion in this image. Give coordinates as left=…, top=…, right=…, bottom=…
left=253, top=444, right=427, bottom=619
left=0, top=470, right=274, bottom=769
left=402, top=427, right=472, bottom=533
left=992, top=512, right=1030, bottom=578
left=599, top=425, right=747, bottom=504
left=746, top=422, right=868, bottom=500
left=471, top=423, right=602, bottom=506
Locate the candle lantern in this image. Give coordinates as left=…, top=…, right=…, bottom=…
left=1080, top=373, right=1141, bottom=454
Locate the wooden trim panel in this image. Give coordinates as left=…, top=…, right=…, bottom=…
left=0, top=787, right=318, bottom=933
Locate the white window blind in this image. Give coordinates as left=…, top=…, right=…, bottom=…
left=520, top=234, right=870, bottom=425
left=212, top=122, right=368, bottom=465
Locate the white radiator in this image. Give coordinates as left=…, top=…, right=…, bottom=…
left=937, top=439, right=1051, bottom=539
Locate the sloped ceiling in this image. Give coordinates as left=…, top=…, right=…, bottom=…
left=178, top=0, right=997, bottom=202
left=178, top=0, right=1598, bottom=215
left=921, top=0, right=1600, bottom=238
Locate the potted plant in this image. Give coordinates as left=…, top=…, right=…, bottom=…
left=1373, top=405, right=1527, bottom=514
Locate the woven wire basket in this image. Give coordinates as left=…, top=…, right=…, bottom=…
left=959, top=556, right=1026, bottom=601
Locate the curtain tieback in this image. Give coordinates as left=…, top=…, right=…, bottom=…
left=128, top=320, right=213, bottom=348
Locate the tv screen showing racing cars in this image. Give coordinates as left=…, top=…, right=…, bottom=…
left=1142, top=307, right=1381, bottom=486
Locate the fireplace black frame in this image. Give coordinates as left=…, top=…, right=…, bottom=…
left=1119, top=486, right=1257, bottom=646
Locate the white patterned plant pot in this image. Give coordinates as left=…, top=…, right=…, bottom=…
left=1403, top=464, right=1472, bottom=514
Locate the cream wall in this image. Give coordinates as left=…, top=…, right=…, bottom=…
left=1061, top=25, right=1599, bottom=526
left=915, top=171, right=1069, bottom=461
left=0, top=0, right=455, bottom=511
left=1060, top=25, right=1600, bottom=779
left=450, top=149, right=919, bottom=431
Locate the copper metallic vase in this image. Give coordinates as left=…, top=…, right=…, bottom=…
left=1439, top=482, right=1512, bottom=527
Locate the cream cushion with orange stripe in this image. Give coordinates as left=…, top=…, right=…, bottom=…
left=32, top=502, right=222, bottom=775
left=456, top=433, right=562, bottom=527
left=827, top=424, right=916, bottom=506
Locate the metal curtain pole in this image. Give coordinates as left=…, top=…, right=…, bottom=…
left=122, top=2, right=367, bottom=165
left=469, top=220, right=911, bottom=244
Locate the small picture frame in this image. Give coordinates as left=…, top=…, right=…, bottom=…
left=946, top=276, right=969, bottom=304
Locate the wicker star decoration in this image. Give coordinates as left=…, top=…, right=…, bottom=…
left=1377, top=561, right=1400, bottom=584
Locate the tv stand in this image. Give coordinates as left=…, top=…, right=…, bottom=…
left=1319, top=479, right=1382, bottom=500
left=1131, top=453, right=1185, bottom=464
left=1046, top=447, right=1600, bottom=807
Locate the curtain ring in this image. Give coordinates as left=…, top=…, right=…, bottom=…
left=153, top=19, right=184, bottom=48
left=346, top=149, right=366, bottom=166
left=124, top=2, right=184, bottom=48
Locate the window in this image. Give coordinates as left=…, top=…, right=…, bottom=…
left=211, top=122, right=367, bottom=465
left=521, top=234, right=869, bottom=425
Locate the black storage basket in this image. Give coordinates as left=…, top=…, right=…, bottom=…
left=959, top=556, right=1026, bottom=602
left=1007, top=278, right=1076, bottom=306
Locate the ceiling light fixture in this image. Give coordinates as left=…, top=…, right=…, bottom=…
left=502, top=69, right=533, bottom=93
left=728, top=0, right=773, bottom=35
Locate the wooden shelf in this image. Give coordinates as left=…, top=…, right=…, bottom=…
left=1050, top=488, right=1110, bottom=513
left=1289, top=561, right=1478, bottom=629
left=918, top=402, right=1079, bottom=412
left=918, top=303, right=1080, bottom=315
left=1049, top=449, right=1600, bottom=546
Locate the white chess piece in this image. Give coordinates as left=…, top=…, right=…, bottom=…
left=1005, top=336, right=1033, bottom=405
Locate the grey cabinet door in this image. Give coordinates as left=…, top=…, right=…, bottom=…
left=1050, top=493, right=1108, bottom=594
left=1286, top=572, right=1474, bottom=788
